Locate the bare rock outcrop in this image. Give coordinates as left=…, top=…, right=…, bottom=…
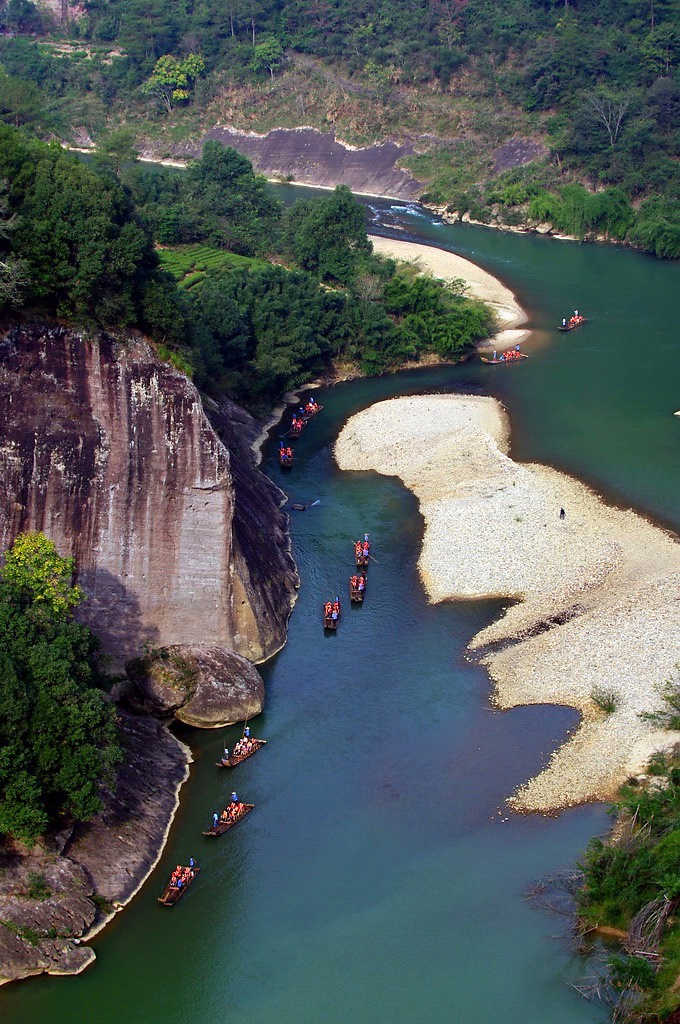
left=0, top=713, right=189, bottom=985
left=127, top=643, right=264, bottom=727
left=0, top=322, right=298, bottom=671
left=171, top=126, right=425, bottom=199
left=491, top=138, right=548, bottom=175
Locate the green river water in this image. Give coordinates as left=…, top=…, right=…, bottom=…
left=1, top=197, right=678, bottom=1024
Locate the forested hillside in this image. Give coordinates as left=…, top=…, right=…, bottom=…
left=0, top=126, right=492, bottom=409
left=0, top=0, right=677, bottom=254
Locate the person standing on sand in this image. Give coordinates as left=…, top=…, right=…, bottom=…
left=560, top=508, right=566, bottom=520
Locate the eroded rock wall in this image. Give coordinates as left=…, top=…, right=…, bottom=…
left=165, top=126, right=424, bottom=199
left=0, top=323, right=298, bottom=668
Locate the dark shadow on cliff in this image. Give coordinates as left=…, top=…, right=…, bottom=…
left=76, top=567, right=159, bottom=672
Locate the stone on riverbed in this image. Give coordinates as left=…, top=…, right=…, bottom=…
left=127, top=643, right=264, bottom=727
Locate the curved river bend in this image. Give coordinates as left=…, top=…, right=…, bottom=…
left=1, top=197, right=677, bottom=1024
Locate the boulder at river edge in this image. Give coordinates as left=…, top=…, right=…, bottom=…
left=127, top=644, right=265, bottom=727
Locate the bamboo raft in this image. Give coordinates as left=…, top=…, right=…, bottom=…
left=323, top=600, right=341, bottom=630
left=354, top=538, right=371, bottom=570
left=158, top=866, right=200, bottom=906
left=480, top=351, right=528, bottom=364
left=349, top=574, right=367, bottom=603
left=202, top=803, right=254, bottom=837
left=215, top=739, right=267, bottom=769
left=557, top=316, right=588, bottom=332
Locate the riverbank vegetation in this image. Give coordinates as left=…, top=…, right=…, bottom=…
left=0, top=126, right=493, bottom=411
left=0, top=533, right=121, bottom=843
left=575, top=673, right=680, bottom=1022
left=0, top=0, right=677, bottom=256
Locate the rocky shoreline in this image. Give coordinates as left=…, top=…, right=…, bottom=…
left=335, top=394, right=680, bottom=813
left=0, top=713, right=191, bottom=986
left=0, top=324, right=299, bottom=987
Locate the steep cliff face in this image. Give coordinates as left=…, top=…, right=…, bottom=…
left=0, top=323, right=298, bottom=668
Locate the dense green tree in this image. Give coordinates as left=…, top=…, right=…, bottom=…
left=0, top=125, right=161, bottom=323
left=94, top=128, right=140, bottom=175
left=250, top=36, right=284, bottom=78
left=0, top=71, right=42, bottom=128
left=628, top=196, right=680, bottom=258
left=0, top=534, right=121, bottom=843
left=143, top=53, right=206, bottom=112
left=116, top=0, right=184, bottom=70
left=282, top=185, right=372, bottom=284
left=184, top=141, right=282, bottom=254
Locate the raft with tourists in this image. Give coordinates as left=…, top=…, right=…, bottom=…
left=278, top=443, right=294, bottom=468
left=158, top=863, right=200, bottom=906
left=203, top=797, right=254, bottom=837
left=480, top=346, right=528, bottom=364
left=301, top=397, right=323, bottom=420
left=215, top=734, right=267, bottom=768
left=323, top=598, right=341, bottom=631
left=349, top=573, right=367, bottom=603
left=354, top=534, right=371, bottom=570
left=558, top=312, right=588, bottom=331
left=287, top=414, right=305, bottom=439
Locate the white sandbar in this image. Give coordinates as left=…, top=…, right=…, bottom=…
left=369, top=235, right=530, bottom=350
left=335, top=394, right=680, bottom=812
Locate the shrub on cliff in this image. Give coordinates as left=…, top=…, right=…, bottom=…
left=0, top=533, right=121, bottom=844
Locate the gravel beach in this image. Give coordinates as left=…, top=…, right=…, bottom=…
left=335, top=394, right=680, bottom=812
left=369, top=235, right=530, bottom=351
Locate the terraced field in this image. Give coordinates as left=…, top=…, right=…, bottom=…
left=156, top=245, right=266, bottom=290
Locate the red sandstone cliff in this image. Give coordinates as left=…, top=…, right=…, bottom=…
left=0, top=322, right=298, bottom=670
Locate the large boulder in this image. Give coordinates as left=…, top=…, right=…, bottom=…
left=127, top=644, right=264, bottom=727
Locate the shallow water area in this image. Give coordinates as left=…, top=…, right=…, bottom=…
left=3, top=196, right=678, bottom=1024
